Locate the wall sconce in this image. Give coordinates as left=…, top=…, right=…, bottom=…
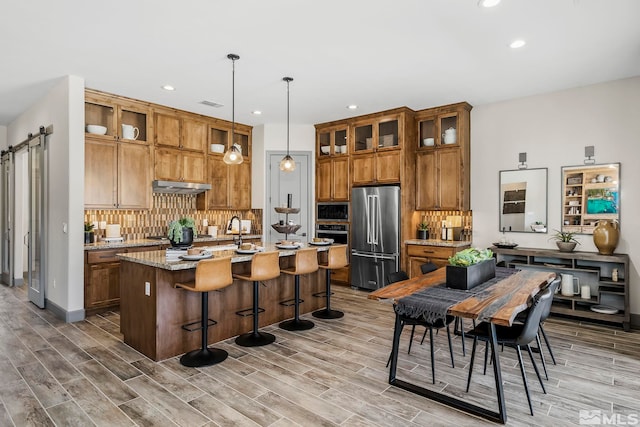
left=584, top=145, right=595, bottom=164
left=518, top=152, right=527, bottom=169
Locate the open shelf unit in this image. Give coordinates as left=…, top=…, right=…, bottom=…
left=492, top=246, right=630, bottom=331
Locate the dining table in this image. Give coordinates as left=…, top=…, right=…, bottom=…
left=369, top=266, right=555, bottom=424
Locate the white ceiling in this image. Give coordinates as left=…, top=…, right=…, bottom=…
left=1, top=0, right=639, bottom=128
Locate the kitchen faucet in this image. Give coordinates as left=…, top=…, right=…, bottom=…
left=229, top=215, right=243, bottom=247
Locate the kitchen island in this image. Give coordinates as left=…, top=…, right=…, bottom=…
left=117, top=244, right=329, bottom=361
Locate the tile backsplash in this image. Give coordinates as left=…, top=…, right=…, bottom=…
left=85, top=194, right=263, bottom=240
left=414, top=210, right=473, bottom=241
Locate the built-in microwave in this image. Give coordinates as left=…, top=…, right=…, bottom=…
left=316, top=202, right=349, bottom=222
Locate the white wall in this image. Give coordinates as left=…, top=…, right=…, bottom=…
left=7, top=75, right=85, bottom=319
left=0, top=125, right=6, bottom=149
left=471, top=76, right=640, bottom=313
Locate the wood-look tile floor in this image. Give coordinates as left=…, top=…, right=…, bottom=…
left=1, top=282, right=639, bottom=426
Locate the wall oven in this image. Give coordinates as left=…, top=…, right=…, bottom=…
left=317, top=202, right=349, bottom=222
left=315, top=223, right=349, bottom=245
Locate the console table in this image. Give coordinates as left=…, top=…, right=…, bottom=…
left=491, top=246, right=630, bottom=331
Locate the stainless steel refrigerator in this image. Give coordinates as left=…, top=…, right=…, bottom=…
left=351, top=186, right=400, bottom=290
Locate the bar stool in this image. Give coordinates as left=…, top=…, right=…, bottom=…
left=234, top=251, right=281, bottom=347
left=279, top=247, right=319, bottom=331
left=174, top=257, right=233, bottom=367
left=312, top=244, right=348, bottom=319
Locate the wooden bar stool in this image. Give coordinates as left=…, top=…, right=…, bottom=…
left=312, top=244, right=348, bottom=319
left=234, top=251, right=281, bottom=347
left=279, top=247, right=318, bottom=331
left=174, top=257, right=233, bottom=367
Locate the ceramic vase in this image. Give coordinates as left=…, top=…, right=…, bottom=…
left=556, top=241, right=577, bottom=252
left=593, top=220, right=619, bottom=255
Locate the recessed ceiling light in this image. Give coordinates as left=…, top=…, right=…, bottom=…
left=510, top=39, right=526, bottom=49
left=161, top=85, right=175, bottom=91
left=252, top=110, right=262, bottom=115
left=347, top=105, right=358, bottom=110
left=478, top=0, right=501, bottom=7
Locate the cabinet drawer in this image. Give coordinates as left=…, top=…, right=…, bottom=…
left=406, top=245, right=456, bottom=260
left=86, top=245, right=160, bottom=264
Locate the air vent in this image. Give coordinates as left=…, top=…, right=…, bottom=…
left=200, top=100, right=224, bottom=108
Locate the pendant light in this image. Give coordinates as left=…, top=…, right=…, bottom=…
left=279, top=76, right=296, bottom=172
left=223, top=53, right=244, bottom=165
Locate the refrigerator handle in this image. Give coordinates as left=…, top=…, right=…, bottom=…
left=366, top=195, right=373, bottom=244
left=373, top=194, right=379, bottom=245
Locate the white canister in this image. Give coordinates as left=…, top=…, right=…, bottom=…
left=581, top=285, right=591, bottom=300
left=207, top=225, right=218, bottom=236
left=105, top=224, right=121, bottom=238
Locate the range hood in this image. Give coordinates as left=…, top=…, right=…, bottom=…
left=152, top=180, right=211, bottom=194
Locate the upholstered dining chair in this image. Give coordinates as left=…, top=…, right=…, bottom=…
left=465, top=287, right=553, bottom=416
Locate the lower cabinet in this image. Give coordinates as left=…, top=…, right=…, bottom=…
left=406, top=243, right=470, bottom=278
left=84, top=245, right=160, bottom=314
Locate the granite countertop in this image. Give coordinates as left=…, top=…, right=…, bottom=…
left=116, top=243, right=331, bottom=271
left=84, top=235, right=264, bottom=251
left=405, top=239, right=472, bottom=248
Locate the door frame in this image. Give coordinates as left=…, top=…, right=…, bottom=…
left=265, top=150, right=313, bottom=242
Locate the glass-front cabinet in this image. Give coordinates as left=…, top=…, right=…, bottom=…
left=418, top=111, right=459, bottom=150
left=353, top=117, right=400, bottom=154
left=317, top=126, right=348, bottom=157
left=84, top=90, right=150, bottom=144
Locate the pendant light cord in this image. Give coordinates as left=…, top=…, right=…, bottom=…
left=286, top=78, right=290, bottom=155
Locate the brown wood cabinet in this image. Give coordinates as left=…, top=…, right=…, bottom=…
left=154, top=112, right=208, bottom=152
left=84, top=139, right=151, bottom=209
left=85, top=90, right=151, bottom=144
left=84, top=245, right=160, bottom=314
left=415, top=102, right=471, bottom=211
left=406, top=243, right=470, bottom=278
left=316, top=158, right=349, bottom=201
left=154, top=148, right=206, bottom=183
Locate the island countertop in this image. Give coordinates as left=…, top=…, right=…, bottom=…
left=84, top=234, right=263, bottom=251
left=117, top=243, right=330, bottom=271
left=405, top=239, right=472, bottom=248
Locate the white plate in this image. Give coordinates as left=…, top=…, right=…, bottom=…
left=309, top=239, right=333, bottom=246
left=179, top=252, right=212, bottom=261
left=276, top=244, right=301, bottom=250
left=590, top=305, right=618, bottom=315
left=236, top=249, right=259, bottom=254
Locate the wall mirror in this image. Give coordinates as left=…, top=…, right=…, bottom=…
left=561, top=163, right=620, bottom=234
left=499, top=168, right=548, bottom=233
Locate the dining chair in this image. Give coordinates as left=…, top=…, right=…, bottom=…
left=465, top=287, right=553, bottom=416
left=386, top=270, right=455, bottom=384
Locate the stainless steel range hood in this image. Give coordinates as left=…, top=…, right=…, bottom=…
left=152, top=180, right=211, bottom=194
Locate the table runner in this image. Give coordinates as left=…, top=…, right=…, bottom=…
left=395, top=267, right=517, bottom=324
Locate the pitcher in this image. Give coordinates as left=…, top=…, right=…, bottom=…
left=561, top=273, right=580, bottom=296
left=121, top=124, right=139, bottom=140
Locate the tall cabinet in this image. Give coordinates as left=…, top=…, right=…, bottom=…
left=316, top=126, right=349, bottom=201
left=415, top=102, right=471, bottom=211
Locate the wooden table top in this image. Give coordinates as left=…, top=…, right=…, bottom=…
left=369, top=267, right=555, bottom=327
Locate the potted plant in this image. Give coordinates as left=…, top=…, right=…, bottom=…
left=446, top=248, right=496, bottom=290
left=168, top=217, right=196, bottom=247
left=417, top=221, right=429, bottom=240
left=84, top=222, right=95, bottom=244
left=550, top=229, right=580, bottom=252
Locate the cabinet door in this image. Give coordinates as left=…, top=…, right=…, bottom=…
left=408, top=257, right=427, bottom=279
left=316, top=160, right=332, bottom=201
left=118, top=143, right=151, bottom=209
left=229, top=161, right=251, bottom=209
left=182, top=151, right=206, bottom=183
left=415, top=151, right=437, bottom=210
left=86, top=262, right=120, bottom=309
left=351, top=154, right=374, bottom=186
left=155, top=113, right=181, bottom=148
left=332, top=157, right=350, bottom=201
left=438, top=148, right=462, bottom=210
left=154, top=148, right=182, bottom=181
left=181, top=118, right=207, bottom=152
left=376, top=150, right=401, bottom=183
left=85, top=139, right=117, bottom=208
left=206, top=155, right=230, bottom=208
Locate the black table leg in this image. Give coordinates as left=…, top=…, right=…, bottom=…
left=489, top=323, right=507, bottom=423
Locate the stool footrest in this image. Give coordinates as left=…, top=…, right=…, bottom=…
left=235, top=307, right=265, bottom=317
left=279, top=298, right=304, bottom=307
left=181, top=319, right=217, bottom=332
left=312, top=291, right=334, bottom=298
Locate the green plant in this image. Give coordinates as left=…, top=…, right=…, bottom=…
left=168, top=217, right=196, bottom=243
left=549, top=229, right=580, bottom=244
left=417, top=221, right=429, bottom=231
left=84, top=222, right=95, bottom=232
left=448, top=248, right=493, bottom=267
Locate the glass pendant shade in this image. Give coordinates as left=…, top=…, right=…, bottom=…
left=279, top=154, right=296, bottom=172
left=280, top=76, right=295, bottom=172
left=224, top=53, right=244, bottom=165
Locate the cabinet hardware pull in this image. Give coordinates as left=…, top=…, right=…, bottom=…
left=422, top=250, right=435, bottom=254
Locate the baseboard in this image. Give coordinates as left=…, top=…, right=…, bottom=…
left=46, top=299, right=85, bottom=323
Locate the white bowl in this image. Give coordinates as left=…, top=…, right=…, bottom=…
left=423, top=138, right=435, bottom=146
left=320, top=146, right=330, bottom=154
left=86, top=125, right=107, bottom=135
left=210, top=144, right=225, bottom=153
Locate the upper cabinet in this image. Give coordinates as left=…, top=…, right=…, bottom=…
left=316, top=126, right=349, bottom=201
left=154, top=110, right=207, bottom=152
left=317, top=127, right=348, bottom=158
left=415, top=102, right=472, bottom=211
left=85, top=90, right=151, bottom=144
